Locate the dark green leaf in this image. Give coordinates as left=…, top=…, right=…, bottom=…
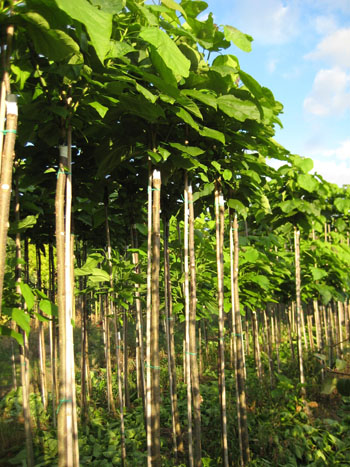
left=54, top=0, right=113, bottom=62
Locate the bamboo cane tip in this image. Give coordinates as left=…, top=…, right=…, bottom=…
left=153, top=169, right=161, bottom=179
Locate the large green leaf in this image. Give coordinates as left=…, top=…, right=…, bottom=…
left=242, top=248, right=259, bottom=263
left=310, top=267, right=327, bottom=281
left=20, top=283, right=35, bottom=312
left=239, top=70, right=264, bottom=100
left=9, top=215, right=38, bottom=235
left=227, top=199, right=248, bottom=218
left=169, top=143, right=204, bottom=156
left=199, top=126, right=225, bottom=144
left=24, top=13, right=83, bottom=63
left=90, top=268, right=111, bottom=282
left=334, top=197, right=350, bottom=214
left=297, top=174, right=318, bottom=193
left=223, top=25, right=253, bottom=52
left=54, top=0, right=113, bottom=62
left=12, top=308, right=31, bottom=334
left=181, top=89, right=217, bottom=109
left=181, top=1, right=208, bottom=19
left=292, top=155, right=313, bottom=174
left=39, top=299, right=58, bottom=317
left=139, top=27, right=191, bottom=78
left=217, top=94, right=260, bottom=122
left=161, top=0, right=186, bottom=17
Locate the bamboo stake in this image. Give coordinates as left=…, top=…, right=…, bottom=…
left=184, top=173, right=194, bottom=467
left=164, top=218, right=183, bottom=459
left=150, top=169, right=161, bottom=466
left=15, top=168, right=34, bottom=466
left=0, top=94, right=18, bottom=314
left=188, top=180, right=201, bottom=466
left=146, top=163, right=152, bottom=466
left=252, top=311, right=262, bottom=380
left=215, top=184, right=229, bottom=467
left=232, top=212, right=250, bottom=465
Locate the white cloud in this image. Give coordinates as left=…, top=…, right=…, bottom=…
left=305, top=28, right=350, bottom=68
left=313, top=15, right=337, bottom=35
left=312, top=159, right=350, bottom=186
left=304, top=140, right=350, bottom=185
left=303, top=67, right=350, bottom=116
left=229, top=0, right=300, bottom=45
left=309, top=140, right=350, bottom=161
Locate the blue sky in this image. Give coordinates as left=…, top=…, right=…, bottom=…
left=202, top=0, right=350, bottom=186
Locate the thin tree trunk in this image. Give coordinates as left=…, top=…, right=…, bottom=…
left=113, top=314, right=126, bottom=465
left=131, top=226, right=145, bottom=413
left=215, top=183, right=228, bottom=467
left=123, top=308, right=130, bottom=409
left=231, top=212, right=250, bottom=465
left=164, top=218, right=183, bottom=460
left=48, top=242, right=57, bottom=426
left=264, top=308, right=274, bottom=387
left=149, top=169, right=161, bottom=466
left=252, top=311, right=262, bottom=380
left=184, top=173, right=194, bottom=467
left=20, top=332, right=34, bottom=467
left=313, top=300, right=322, bottom=351
left=0, top=93, right=17, bottom=313
left=188, top=180, right=201, bottom=466
left=14, top=170, right=34, bottom=466
left=57, top=138, right=79, bottom=466
left=294, top=228, right=306, bottom=397
left=104, top=294, right=116, bottom=414
left=337, top=301, right=344, bottom=357
left=146, top=163, right=153, bottom=467
left=307, top=311, right=314, bottom=351
left=287, top=304, right=295, bottom=361
left=36, top=245, right=48, bottom=410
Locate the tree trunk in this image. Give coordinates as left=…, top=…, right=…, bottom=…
left=48, top=242, right=57, bottom=426
left=252, top=311, right=262, bottom=380
left=146, top=163, right=153, bottom=466
left=131, top=226, right=145, bottom=414
left=231, top=212, right=250, bottom=465
left=188, top=180, right=201, bottom=466
left=294, top=228, right=306, bottom=397
left=150, top=169, right=161, bottom=466
left=36, top=245, right=48, bottom=410
left=215, top=183, right=229, bottom=467
left=123, top=308, right=130, bottom=409
left=184, top=173, right=194, bottom=467
left=0, top=94, right=17, bottom=313
left=56, top=139, right=79, bottom=466
left=164, top=218, right=183, bottom=460
left=14, top=170, right=34, bottom=466
left=113, top=314, right=126, bottom=464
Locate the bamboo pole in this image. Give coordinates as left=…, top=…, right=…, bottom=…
left=146, top=164, right=152, bottom=466
left=188, top=180, right=201, bottom=466
left=15, top=167, right=34, bottom=467
left=164, top=218, right=183, bottom=459
left=184, top=173, right=194, bottom=467
left=0, top=94, right=18, bottom=314
left=150, top=169, right=161, bottom=466
left=215, top=184, right=229, bottom=466
left=231, top=212, right=250, bottom=465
